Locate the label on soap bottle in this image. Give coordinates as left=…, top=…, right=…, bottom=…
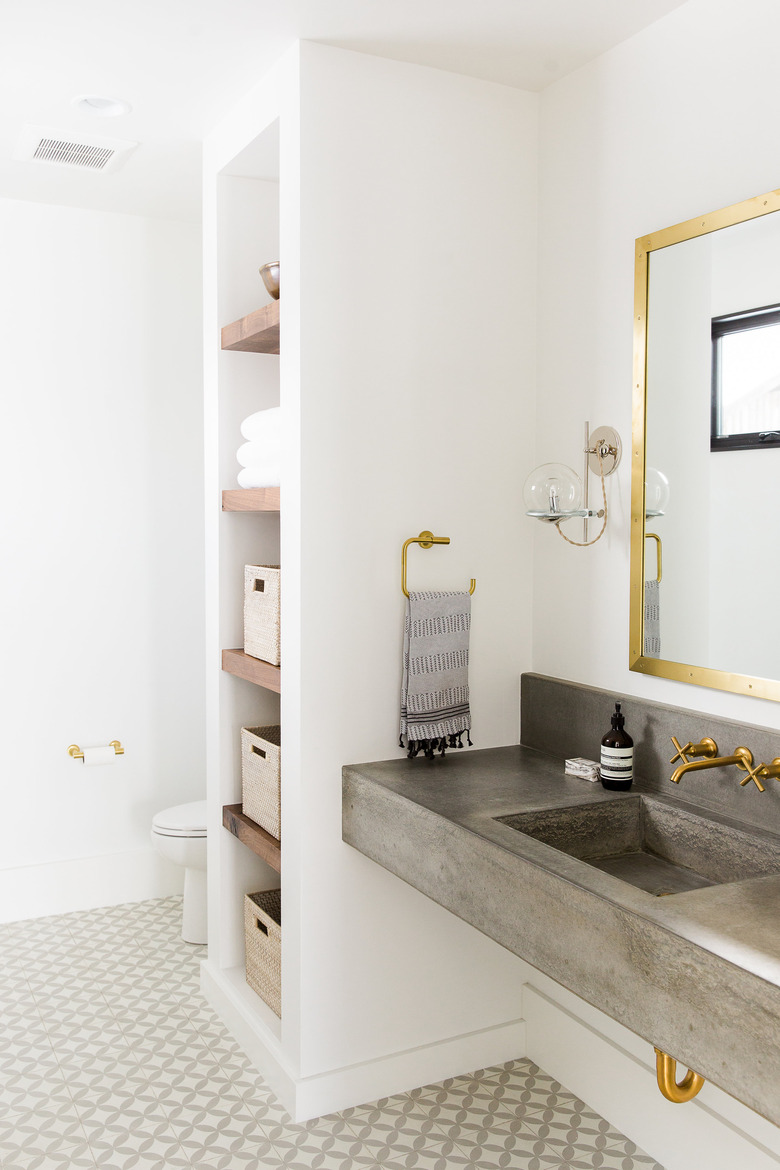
left=600, top=745, right=633, bottom=783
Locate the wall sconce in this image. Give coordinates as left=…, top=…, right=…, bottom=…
left=524, top=423, right=621, bottom=546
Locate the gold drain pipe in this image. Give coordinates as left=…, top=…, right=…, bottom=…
left=654, top=1048, right=705, bottom=1103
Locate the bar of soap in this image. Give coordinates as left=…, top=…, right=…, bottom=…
left=565, top=757, right=601, bottom=782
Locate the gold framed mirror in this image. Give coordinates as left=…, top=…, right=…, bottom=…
left=630, top=186, right=780, bottom=701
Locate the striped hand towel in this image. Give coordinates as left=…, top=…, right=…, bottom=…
left=400, top=590, right=472, bottom=759
left=644, top=578, right=661, bottom=658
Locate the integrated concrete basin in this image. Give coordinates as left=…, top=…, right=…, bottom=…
left=343, top=741, right=780, bottom=1125
left=496, top=794, right=780, bottom=897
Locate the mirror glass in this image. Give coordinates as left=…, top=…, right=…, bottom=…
left=631, top=189, right=780, bottom=700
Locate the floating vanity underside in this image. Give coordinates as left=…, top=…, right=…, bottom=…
left=342, top=744, right=780, bottom=1127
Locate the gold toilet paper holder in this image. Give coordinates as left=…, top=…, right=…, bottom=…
left=68, top=740, right=124, bottom=761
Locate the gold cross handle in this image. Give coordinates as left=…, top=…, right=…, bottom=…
left=751, top=757, right=780, bottom=788
left=669, top=737, right=718, bottom=766
left=738, top=759, right=766, bottom=792
left=669, top=737, right=689, bottom=767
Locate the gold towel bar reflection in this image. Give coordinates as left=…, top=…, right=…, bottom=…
left=68, top=741, right=124, bottom=760
left=654, top=1048, right=705, bottom=1103
left=401, top=531, right=476, bottom=599
left=645, top=532, right=662, bottom=582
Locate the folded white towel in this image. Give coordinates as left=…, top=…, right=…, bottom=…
left=240, top=407, right=281, bottom=443
left=238, top=464, right=280, bottom=489
left=237, top=439, right=281, bottom=468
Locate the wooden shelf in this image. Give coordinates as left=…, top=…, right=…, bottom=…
left=223, top=804, right=281, bottom=872
left=222, top=488, right=280, bottom=512
left=222, top=648, right=281, bottom=692
left=221, top=303, right=280, bottom=354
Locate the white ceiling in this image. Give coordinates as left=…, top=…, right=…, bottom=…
left=0, top=0, right=689, bottom=222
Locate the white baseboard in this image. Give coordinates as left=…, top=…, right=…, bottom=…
left=0, top=848, right=183, bottom=923
left=523, top=983, right=780, bottom=1170
left=292, top=1016, right=527, bottom=1123
left=201, top=959, right=526, bottom=1123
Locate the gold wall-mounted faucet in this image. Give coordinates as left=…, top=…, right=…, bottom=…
left=669, top=737, right=756, bottom=786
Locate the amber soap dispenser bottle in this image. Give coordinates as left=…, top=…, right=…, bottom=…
left=600, top=702, right=634, bottom=790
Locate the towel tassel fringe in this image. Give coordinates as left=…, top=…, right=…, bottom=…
left=402, top=731, right=473, bottom=759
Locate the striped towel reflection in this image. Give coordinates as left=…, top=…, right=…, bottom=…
left=644, top=579, right=661, bottom=658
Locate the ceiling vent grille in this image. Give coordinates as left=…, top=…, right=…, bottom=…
left=14, top=125, right=138, bottom=173
left=33, top=137, right=115, bottom=170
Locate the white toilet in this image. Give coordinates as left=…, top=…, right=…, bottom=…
left=151, top=800, right=208, bottom=944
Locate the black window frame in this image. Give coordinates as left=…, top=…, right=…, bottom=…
left=711, top=302, right=780, bottom=452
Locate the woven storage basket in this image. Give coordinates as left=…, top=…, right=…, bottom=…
left=244, top=888, right=282, bottom=1016
left=241, top=725, right=281, bottom=839
left=244, top=565, right=281, bottom=665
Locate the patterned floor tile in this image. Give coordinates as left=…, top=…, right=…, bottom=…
left=273, top=1127, right=382, bottom=1167
left=540, top=1146, right=664, bottom=1170
left=1, top=1154, right=99, bottom=1170
left=602, top=1135, right=665, bottom=1166
left=223, top=1070, right=289, bottom=1114
left=84, top=1121, right=185, bottom=1168
left=72, top=1093, right=171, bottom=1131
left=513, top=1103, right=618, bottom=1145
left=0, top=898, right=665, bottom=1170
left=0, top=1121, right=94, bottom=1165
left=0, top=1073, right=70, bottom=1116
left=175, top=1123, right=280, bottom=1165
left=0, top=1034, right=56, bottom=1068
left=0, top=977, right=41, bottom=1006
left=183, top=1149, right=282, bottom=1169
left=0, top=1093, right=78, bottom=1130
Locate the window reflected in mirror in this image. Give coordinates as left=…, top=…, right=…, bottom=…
left=711, top=302, right=780, bottom=450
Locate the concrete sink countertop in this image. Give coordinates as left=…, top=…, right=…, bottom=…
left=342, top=744, right=780, bottom=1126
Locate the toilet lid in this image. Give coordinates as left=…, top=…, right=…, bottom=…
left=152, top=800, right=207, bottom=837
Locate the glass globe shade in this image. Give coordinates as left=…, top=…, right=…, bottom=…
left=523, top=463, right=582, bottom=521
left=645, top=467, right=670, bottom=516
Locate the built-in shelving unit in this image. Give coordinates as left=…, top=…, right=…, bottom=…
left=222, top=488, right=280, bottom=512
left=204, top=46, right=554, bottom=1125
left=221, top=302, right=280, bottom=354
left=205, top=119, right=286, bottom=1062
left=222, top=804, right=282, bottom=872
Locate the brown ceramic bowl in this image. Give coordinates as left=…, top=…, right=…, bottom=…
left=259, top=261, right=280, bottom=300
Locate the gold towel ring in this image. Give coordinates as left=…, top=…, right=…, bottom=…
left=645, top=532, right=662, bottom=583
left=401, top=531, right=476, bottom=599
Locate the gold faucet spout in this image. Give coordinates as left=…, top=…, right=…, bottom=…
left=670, top=746, right=753, bottom=785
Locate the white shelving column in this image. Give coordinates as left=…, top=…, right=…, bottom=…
left=202, top=40, right=537, bottom=1123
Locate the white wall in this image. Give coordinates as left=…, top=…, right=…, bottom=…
left=0, top=197, right=205, bottom=920
left=292, top=44, right=538, bottom=1078
left=534, top=0, right=780, bottom=731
